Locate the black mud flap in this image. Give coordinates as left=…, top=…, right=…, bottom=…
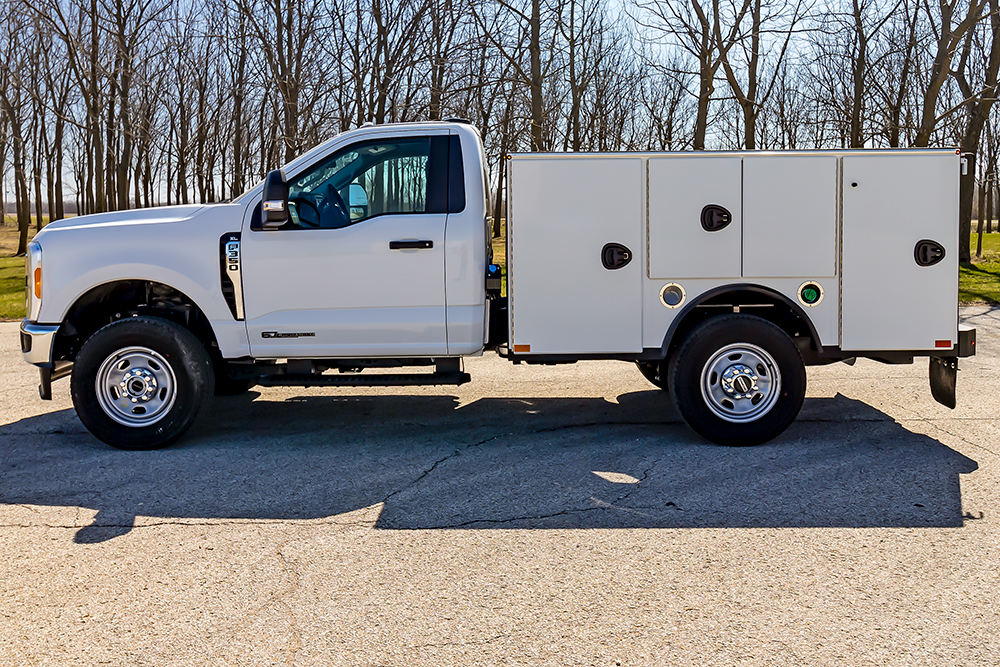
left=38, top=362, right=73, bottom=401
left=929, top=357, right=958, bottom=409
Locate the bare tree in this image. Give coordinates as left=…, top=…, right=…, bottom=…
left=715, top=0, right=806, bottom=149
left=912, top=0, right=986, bottom=147
left=0, top=0, right=34, bottom=253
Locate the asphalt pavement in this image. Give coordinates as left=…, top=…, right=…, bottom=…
left=2, top=308, right=999, bottom=665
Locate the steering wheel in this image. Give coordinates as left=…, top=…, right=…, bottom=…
left=320, top=184, right=350, bottom=228
left=290, top=195, right=321, bottom=228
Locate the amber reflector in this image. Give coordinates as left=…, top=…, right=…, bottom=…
left=513, top=344, right=530, bottom=353
left=935, top=340, right=952, bottom=348
left=33, top=267, right=41, bottom=298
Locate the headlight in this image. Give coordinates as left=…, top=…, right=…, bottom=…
left=26, top=241, right=42, bottom=321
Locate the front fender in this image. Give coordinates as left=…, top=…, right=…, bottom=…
left=37, top=204, right=251, bottom=358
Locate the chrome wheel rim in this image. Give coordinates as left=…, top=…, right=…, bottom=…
left=700, top=343, right=781, bottom=423
left=95, top=346, right=177, bottom=427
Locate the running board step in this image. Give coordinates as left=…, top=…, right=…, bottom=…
left=257, top=371, right=471, bottom=388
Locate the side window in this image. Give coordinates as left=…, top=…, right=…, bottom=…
left=283, top=137, right=433, bottom=230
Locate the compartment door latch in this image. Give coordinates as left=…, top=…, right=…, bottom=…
left=701, top=204, right=732, bottom=232
left=601, top=243, right=633, bottom=270
left=914, top=239, right=946, bottom=267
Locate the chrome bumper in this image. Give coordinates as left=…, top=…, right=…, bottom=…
left=20, top=320, right=60, bottom=366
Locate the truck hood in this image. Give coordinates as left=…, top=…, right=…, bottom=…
left=40, top=204, right=208, bottom=232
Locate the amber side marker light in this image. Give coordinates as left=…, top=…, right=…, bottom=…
left=33, top=267, right=41, bottom=299
left=935, top=340, right=953, bottom=348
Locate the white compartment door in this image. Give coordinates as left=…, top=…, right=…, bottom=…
left=508, top=157, right=643, bottom=355
left=648, top=156, right=742, bottom=279
left=841, top=154, right=959, bottom=351
left=743, top=155, right=838, bottom=278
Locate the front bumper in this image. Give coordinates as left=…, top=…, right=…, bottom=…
left=20, top=319, right=60, bottom=366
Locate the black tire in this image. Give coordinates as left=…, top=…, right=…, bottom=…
left=70, top=316, right=214, bottom=450
left=668, top=314, right=805, bottom=446
left=636, top=360, right=668, bottom=391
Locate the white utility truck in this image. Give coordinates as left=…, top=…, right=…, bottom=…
left=20, top=120, right=976, bottom=450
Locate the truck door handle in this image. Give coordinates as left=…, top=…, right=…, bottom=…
left=389, top=240, right=433, bottom=250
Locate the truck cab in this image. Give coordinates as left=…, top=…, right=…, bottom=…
left=21, top=121, right=493, bottom=448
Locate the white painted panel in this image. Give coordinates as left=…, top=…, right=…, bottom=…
left=743, top=155, right=838, bottom=278
left=508, top=156, right=643, bottom=354
left=242, top=213, right=448, bottom=358
left=842, top=153, right=959, bottom=351
left=648, top=156, right=742, bottom=279
left=641, top=278, right=841, bottom=350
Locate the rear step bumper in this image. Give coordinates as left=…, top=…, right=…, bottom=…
left=257, top=371, right=471, bottom=388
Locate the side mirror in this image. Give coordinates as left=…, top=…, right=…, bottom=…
left=348, top=183, right=368, bottom=220
left=262, top=169, right=289, bottom=228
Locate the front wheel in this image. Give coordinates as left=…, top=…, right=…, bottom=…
left=71, top=316, right=214, bottom=450
left=668, top=314, right=805, bottom=446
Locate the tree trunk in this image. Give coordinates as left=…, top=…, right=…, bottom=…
left=7, top=112, right=30, bottom=255
left=988, top=172, right=995, bottom=234
left=91, top=0, right=105, bottom=213
left=957, top=0, right=998, bottom=261
left=960, top=152, right=977, bottom=263
left=977, top=166, right=986, bottom=256
left=529, top=0, right=544, bottom=151
left=117, top=0, right=133, bottom=211
left=850, top=0, right=867, bottom=149
left=53, top=115, right=64, bottom=220
left=694, top=56, right=711, bottom=150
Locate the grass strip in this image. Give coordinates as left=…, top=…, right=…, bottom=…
left=0, top=256, right=25, bottom=320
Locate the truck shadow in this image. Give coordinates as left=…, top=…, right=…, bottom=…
left=0, top=392, right=978, bottom=542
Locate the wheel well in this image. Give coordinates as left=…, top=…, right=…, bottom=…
left=662, top=287, right=821, bottom=363
left=55, top=280, right=219, bottom=362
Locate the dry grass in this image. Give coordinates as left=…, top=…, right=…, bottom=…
left=0, top=215, right=46, bottom=256
left=0, top=216, right=45, bottom=320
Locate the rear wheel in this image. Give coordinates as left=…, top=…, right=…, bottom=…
left=668, top=314, right=805, bottom=446
left=71, top=316, right=214, bottom=450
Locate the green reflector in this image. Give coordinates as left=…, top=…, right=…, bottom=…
left=803, top=287, right=819, bottom=303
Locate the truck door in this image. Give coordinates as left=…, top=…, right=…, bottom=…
left=507, top=156, right=644, bottom=355
left=841, top=152, right=959, bottom=351
left=240, top=133, right=450, bottom=358
left=647, top=155, right=742, bottom=280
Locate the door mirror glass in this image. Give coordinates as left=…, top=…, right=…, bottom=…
left=262, top=169, right=289, bottom=228
left=348, top=183, right=369, bottom=220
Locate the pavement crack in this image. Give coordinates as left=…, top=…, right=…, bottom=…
left=379, top=432, right=510, bottom=504
left=612, top=459, right=657, bottom=506
left=899, top=418, right=1000, bottom=457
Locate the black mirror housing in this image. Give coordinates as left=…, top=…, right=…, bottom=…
left=262, top=169, right=289, bottom=227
